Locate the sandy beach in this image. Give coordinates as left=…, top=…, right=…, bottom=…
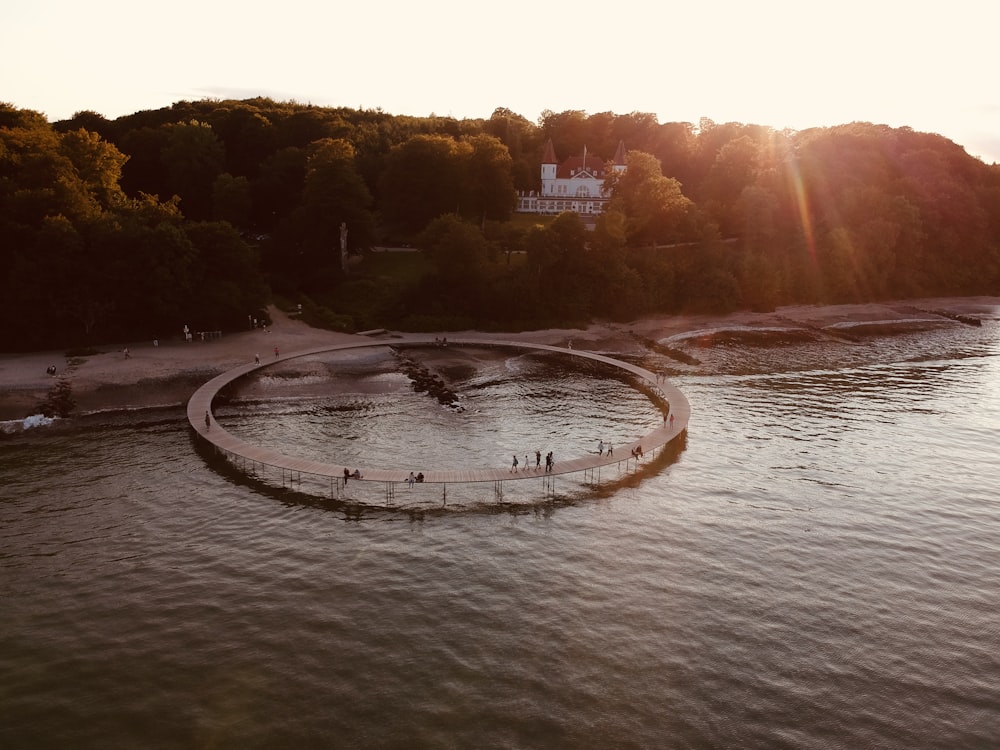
left=2, top=296, right=998, bottom=424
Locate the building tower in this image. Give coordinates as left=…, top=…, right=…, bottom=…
left=612, top=140, right=627, bottom=174
left=540, top=139, right=558, bottom=196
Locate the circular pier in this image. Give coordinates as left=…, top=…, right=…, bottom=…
left=187, top=337, right=690, bottom=502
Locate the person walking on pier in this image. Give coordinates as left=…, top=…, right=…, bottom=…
left=511, top=454, right=519, bottom=473
left=535, top=450, right=541, bottom=470
left=607, top=441, right=613, bottom=457
left=204, top=411, right=210, bottom=430
left=343, top=467, right=350, bottom=485
left=598, top=439, right=604, bottom=456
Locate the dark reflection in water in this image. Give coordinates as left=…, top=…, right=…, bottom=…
left=2, top=323, right=999, bottom=749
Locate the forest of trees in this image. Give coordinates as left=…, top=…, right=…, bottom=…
left=2, top=98, right=999, bottom=351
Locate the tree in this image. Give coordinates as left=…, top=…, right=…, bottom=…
left=604, top=151, right=693, bottom=247
left=538, top=110, right=589, bottom=158
left=0, top=114, right=103, bottom=225
left=460, top=134, right=516, bottom=227
left=419, top=214, right=490, bottom=288
left=206, top=104, right=277, bottom=179
left=298, top=138, right=375, bottom=287
left=377, top=134, right=466, bottom=234
left=251, top=146, right=306, bottom=231
left=701, top=135, right=761, bottom=235
left=56, top=110, right=115, bottom=141
left=0, top=112, right=134, bottom=346
left=25, top=215, right=106, bottom=339
left=161, top=119, right=225, bottom=220
left=592, top=209, right=628, bottom=255
left=118, top=125, right=171, bottom=200
left=521, top=212, right=596, bottom=319
left=734, top=185, right=779, bottom=252
left=417, top=215, right=492, bottom=315
left=185, top=221, right=268, bottom=329
left=60, top=128, right=129, bottom=210
left=212, top=172, right=251, bottom=228
left=96, top=213, right=197, bottom=337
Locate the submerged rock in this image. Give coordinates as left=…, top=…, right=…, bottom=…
left=393, top=351, right=463, bottom=410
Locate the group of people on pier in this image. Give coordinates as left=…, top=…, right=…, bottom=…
left=511, top=450, right=555, bottom=473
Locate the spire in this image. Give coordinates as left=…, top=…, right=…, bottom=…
left=542, top=139, right=557, bottom=165
left=613, top=140, right=627, bottom=166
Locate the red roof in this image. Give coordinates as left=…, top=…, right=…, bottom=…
left=542, top=141, right=626, bottom=178
left=557, top=151, right=608, bottom=179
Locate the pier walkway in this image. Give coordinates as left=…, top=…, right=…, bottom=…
left=186, top=337, right=690, bottom=500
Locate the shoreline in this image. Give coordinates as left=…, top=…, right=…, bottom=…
left=2, top=296, right=998, bottom=426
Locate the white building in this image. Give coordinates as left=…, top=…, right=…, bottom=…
left=516, top=140, right=627, bottom=216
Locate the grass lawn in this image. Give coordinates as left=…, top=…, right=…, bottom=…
left=505, top=213, right=558, bottom=231
left=357, top=249, right=431, bottom=284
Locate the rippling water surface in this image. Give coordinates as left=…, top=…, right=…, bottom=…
left=2, top=322, right=999, bottom=749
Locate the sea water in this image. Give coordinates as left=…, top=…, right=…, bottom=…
left=1, top=321, right=998, bottom=749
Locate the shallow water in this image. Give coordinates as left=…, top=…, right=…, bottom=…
left=2, top=322, right=999, bottom=749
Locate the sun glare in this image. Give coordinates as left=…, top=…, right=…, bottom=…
left=787, top=158, right=816, bottom=260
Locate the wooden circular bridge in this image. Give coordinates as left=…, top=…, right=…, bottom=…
left=187, top=337, right=690, bottom=504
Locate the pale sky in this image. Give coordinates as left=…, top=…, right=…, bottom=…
left=4, top=0, right=999, bottom=163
